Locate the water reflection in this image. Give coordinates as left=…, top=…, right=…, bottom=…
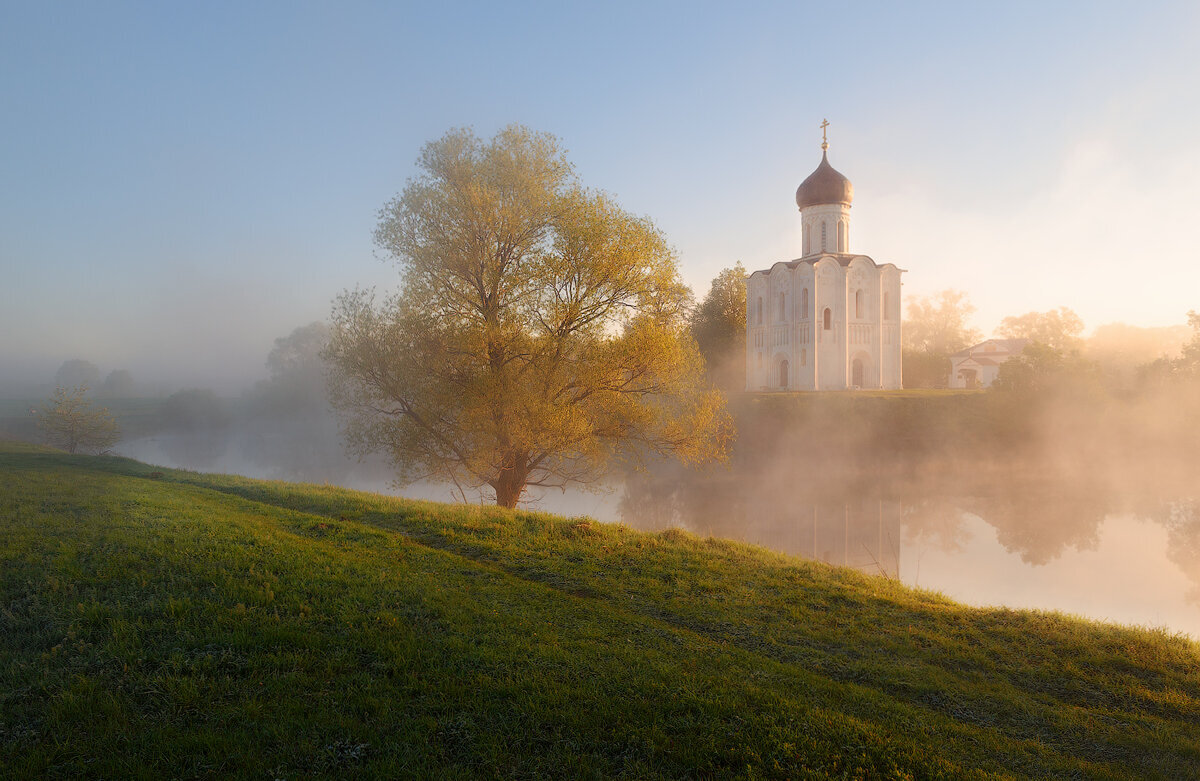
left=618, top=462, right=1200, bottom=638
left=113, top=427, right=1200, bottom=639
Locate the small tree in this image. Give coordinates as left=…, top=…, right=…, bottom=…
left=99, top=369, right=135, bottom=398
left=997, top=307, right=1084, bottom=351
left=54, top=359, right=101, bottom=391
left=37, top=385, right=120, bottom=454
left=690, top=263, right=747, bottom=392
left=1138, top=310, right=1200, bottom=386
left=991, top=342, right=1101, bottom=398
left=903, top=289, right=982, bottom=355
left=902, top=289, right=982, bottom=387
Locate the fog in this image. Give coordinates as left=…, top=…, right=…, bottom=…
left=4, top=311, right=1199, bottom=636
left=612, top=372, right=1200, bottom=636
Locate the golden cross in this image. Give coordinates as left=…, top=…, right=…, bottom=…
left=820, top=118, right=829, bottom=150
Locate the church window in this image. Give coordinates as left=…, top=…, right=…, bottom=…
left=803, top=224, right=810, bottom=255
left=823, top=307, right=831, bottom=330
left=855, top=289, right=863, bottom=319
left=820, top=222, right=827, bottom=252
left=778, top=292, right=786, bottom=321
left=801, top=348, right=807, bottom=367
left=779, top=360, right=789, bottom=388
left=838, top=220, right=846, bottom=252
left=801, top=288, right=809, bottom=319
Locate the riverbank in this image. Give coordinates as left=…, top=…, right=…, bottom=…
left=2, top=441, right=1198, bottom=777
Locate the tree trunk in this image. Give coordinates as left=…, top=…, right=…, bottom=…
left=492, top=456, right=529, bottom=508
left=494, top=480, right=523, bottom=509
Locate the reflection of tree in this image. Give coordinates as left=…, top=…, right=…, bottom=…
left=618, top=459, right=904, bottom=575
left=961, top=480, right=1109, bottom=566
left=159, top=389, right=230, bottom=469
left=1131, top=497, right=1200, bottom=606
left=902, top=499, right=971, bottom=553
left=241, top=322, right=357, bottom=483
left=617, top=467, right=682, bottom=532
left=619, top=455, right=1125, bottom=573
left=618, top=458, right=748, bottom=537
left=1164, top=501, right=1200, bottom=605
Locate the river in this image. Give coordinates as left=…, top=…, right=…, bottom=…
left=114, top=435, right=1199, bottom=640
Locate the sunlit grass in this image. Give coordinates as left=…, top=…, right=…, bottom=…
left=2, top=440, right=1198, bottom=778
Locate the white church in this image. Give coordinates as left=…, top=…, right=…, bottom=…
left=746, top=127, right=903, bottom=391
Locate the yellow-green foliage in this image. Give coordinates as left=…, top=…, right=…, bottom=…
left=35, top=385, right=120, bottom=454
left=326, top=126, right=730, bottom=508
left=2, top=441, right=1199, bottom=778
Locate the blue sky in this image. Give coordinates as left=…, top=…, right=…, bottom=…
left=2, top=1, right=1198, bottom=390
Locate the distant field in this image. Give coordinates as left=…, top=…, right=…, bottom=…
left=0, top=397, right=165, bottom=443
left=2, top=441, right=1198, bottom=778
left=739, top=388, right=983, bottom=399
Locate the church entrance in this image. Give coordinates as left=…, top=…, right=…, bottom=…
left=779, top=360, right=789, bottom=389
left=851, top=358, right=864, bottom=388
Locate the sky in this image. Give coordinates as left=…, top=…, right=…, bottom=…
left=2, top=1, right=1199, bottom=392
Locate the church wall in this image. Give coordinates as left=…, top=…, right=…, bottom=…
left=814, top=258, right=847, bottom=390
left=792, top=267, right=815, bottom=389
left=746, top=261, right=900, bottom=392
left=846, top=257, right=880, bottom=389
left=767, top=268, right=795, bottom=390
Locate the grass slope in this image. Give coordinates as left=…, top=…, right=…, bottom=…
left=2, top=441, right=1198, bottom=779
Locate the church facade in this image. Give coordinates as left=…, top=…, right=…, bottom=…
left=746, top=133, right=903, bottom=391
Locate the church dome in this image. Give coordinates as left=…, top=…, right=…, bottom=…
left=795, top=151, right=853, bottom=210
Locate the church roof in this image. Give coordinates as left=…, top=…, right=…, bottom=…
left=950, top=339, right=1030, bottom=359
left=747, top=254, right=905, bottom=278
left=795, top=151, right=853, bottom=210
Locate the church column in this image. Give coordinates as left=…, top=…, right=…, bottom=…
left=842, top=274, right=851, bottom=388
left=812, top=267, right=819, bottom=389
left=877, top=272, right=884, bottom=388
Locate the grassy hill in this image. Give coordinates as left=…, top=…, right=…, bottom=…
left=2, top=441, right=1199, bottom=778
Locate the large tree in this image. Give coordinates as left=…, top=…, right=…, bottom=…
left=326, top=126, right=729, bottom=507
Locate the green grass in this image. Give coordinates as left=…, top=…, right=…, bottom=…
left=2, top=441, right=1199, bottom=779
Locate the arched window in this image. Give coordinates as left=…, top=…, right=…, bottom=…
left=820, top=222, right=827, bottom=252
left=756, top=297, right=762, bottom=325
left=855, top=289, right=863, bottom=319
left=803, top=224, right=810, bottom=256
left=838, top=220, right=846, bottom=252
left=778, top=291, right=786, bottom=321
left=823, top=307, right=831, bottom=330
left=801, top=348, right=807, bottom=367
left=801, top=288, right=809, bottom=319
left=779, top=360, right=789, bottom=388
left=883, top=292, right=890, bottom=320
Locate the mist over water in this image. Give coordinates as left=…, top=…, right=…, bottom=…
left=9, top=315, right=1199, bottom=640
left=618, top=460, right=1200, bottom=639
left=101, top=391, right=1200, bottom=642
